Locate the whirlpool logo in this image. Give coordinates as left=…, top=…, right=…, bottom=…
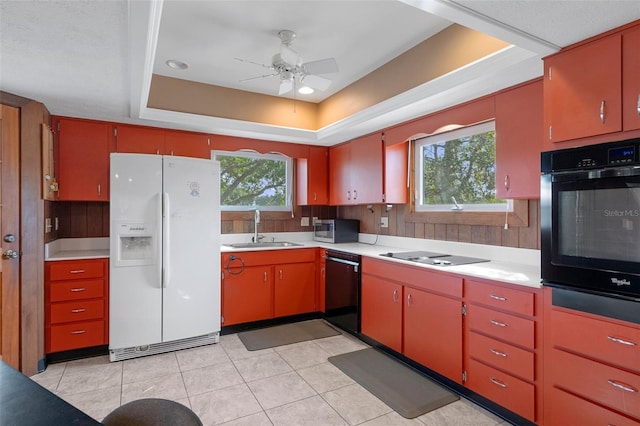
left=603, top=209, right=640, bottom=217
left=611, top=277, right=631, bottom=286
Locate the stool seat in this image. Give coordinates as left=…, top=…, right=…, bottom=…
left=102, top=398, right=202, bottom=426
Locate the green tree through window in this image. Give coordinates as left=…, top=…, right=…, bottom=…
left=214, top=151, right=292, bottom=211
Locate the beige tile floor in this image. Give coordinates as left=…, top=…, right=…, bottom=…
left=31, top=331, right=513, bottom=425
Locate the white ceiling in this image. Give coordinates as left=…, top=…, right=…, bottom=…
left=1, top=0, right=640, bottom=146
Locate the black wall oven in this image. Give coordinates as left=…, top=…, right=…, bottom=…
left=541, top=138, right=640, bottom=302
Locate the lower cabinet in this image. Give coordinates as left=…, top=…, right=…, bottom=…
left=361, top=258, right=463, bottom=382
left=45, top=258, right=109, bottom=353
left=221, top=248, right=317, bottom=326
left=361, top=257, right=542, bottom=424
left=543, top=287, right=640, bottom=425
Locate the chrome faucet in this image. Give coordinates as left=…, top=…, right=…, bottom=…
left=253, top=209, right=262, bottom=243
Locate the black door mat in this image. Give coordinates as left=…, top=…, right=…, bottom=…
left=238, top=319, right=341, bottom=351
left=328, top=348, right=459, bottom=419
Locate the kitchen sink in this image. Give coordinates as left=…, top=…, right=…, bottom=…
left=225, top=241, right=303, bottom=249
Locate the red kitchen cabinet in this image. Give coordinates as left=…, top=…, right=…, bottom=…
left=114, top=124, right=166, bottom=154
left=361, top=274, right=402, bottom=353
left=623, top=26, right=640, bottom=131
left=543, top=34, right=622, bottom=143
left=45, top=258, right=109, bottom=353
left=495, top=79, right=543, bottom=199
left=274, top=262, right=316, bottom=317
left=404, top=286, right=463, bottom=382
left=329, top=133, right=384, bottom=205
left=222, top=265, right=273, bottom=326
left=54, top=117, right=111, bottom=201
left=383, top=141, right=408, bottom=204
left=297, top=146, right=329, bottom=205
left=165, top=130, right=212, bottom=159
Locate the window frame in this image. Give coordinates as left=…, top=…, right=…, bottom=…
left=413, top=120, right=511, bottom=213
left=212, top=150, right=294, bottom=212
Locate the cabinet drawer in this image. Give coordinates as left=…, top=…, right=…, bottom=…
left=467, top=304, right=534, bottom=349
left=50, top=299, right=104, bottom=324
left=467, top=331, right=534, bottom=381
left=547, top=386, right=639, bottom=426
left=48, top=320, right=105, bottom=353
left=48, top=260, right=105, bottom=281
left=49, top=279, right=104, bottom=302
left=466, top=358, right=535, bottom=421
left=550, top=309, right=640, bottom=374
left=465, top=280, right=534, bottom=316
left=551, top=348, right=640, bottom=419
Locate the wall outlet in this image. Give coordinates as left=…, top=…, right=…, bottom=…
left=312, top=217, right=319, bottom=225
left=380, top=217, right=389, bottom=228
left=301, top=217, right=310, bottom=227
left=55, top=217, right=59, bottom=231
left=45, top=218, right=52, bottom=233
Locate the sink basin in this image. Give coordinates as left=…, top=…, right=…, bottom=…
left=225, top=241, right=303, bottom=249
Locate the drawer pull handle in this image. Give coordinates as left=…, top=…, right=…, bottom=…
left=607, top=336, right=637, bottom=346
left=70, top=288, right=86, bottom=292
left=607, top=380, right=637, bottom=393
left=489, top=294, right=507, bottom=301
left=69, top=269, right=85, bottom=274
left=490, top=319, right=507, bottom=327
left=70, top=330, right=86, bottom=335
left=490, top=348, right=508, bottom=357
left=489, top=377, right=508, bottom=388
left=71, top=308, right=86, bottom=313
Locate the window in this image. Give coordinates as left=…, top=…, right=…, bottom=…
left=212, top=150, right=293, bottom=211
left=414, top=121, right=510, bottom=212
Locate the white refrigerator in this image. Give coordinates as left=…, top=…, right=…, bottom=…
left=109, top=153, right=220, bottom=361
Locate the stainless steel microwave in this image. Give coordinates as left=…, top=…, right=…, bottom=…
left=313, top=219, right=359, bottom=243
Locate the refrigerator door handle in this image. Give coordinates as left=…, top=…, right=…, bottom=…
left=163, top=192, right=171, bottom=288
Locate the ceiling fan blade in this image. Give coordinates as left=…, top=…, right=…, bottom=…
left=301, top=74, right=332, bottom=91
left=303, top=58, right=338, bottom=75
left=280, top=45, right=300, bottom=66
left=278, top=78, right=293, bottom=95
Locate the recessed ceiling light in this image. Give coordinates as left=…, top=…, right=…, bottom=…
left=298, top=86, right=314, bottom=95
left=166, top=59, right=189, bottom=70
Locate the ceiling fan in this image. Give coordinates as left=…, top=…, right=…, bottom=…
left=236, top=30, right=339, bottom=96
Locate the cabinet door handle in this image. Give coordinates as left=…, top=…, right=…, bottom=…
left=503, top=175, right=510, bottom=191
left=607, top=335, right=637, bottom=346
left=489, top=294, right=507, bottom=301
left=490, top=319, right=507, bottom=327
left=406, top=293, right=412, bottom=307
left=490, top=348, right=508, bottom=357
left=98, top=184, right=101, bottom=196
left=392, top=289, right=398, bottom=303
left=69, top=269, right=85, bottom=274
left=71, top=308, right=86, bottom=313
left=263, top=271, right=267, bottom=282
left=70, top=330, right=86, bottom=335
left=607, top=379, right=637, bottom=393
left=70, top=288, right=86, bottom=292
left=279, top=269, right=283, bottom=280
left=313, top=192, right=317, bottom=201
left=489, top=377, right=508, bottom=388
left=636, top=93, right=640, bottom=116
left=600, top=100, right=606, bottom=123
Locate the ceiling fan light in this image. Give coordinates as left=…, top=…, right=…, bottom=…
left=298, top=86, right=314, bottom=94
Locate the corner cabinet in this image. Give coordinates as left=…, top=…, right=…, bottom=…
left=53, top=117, right=111, bottom=201
left=329, top=133, right=384, bottom=205
left=221, top=248, right=317, bottom=326
left=45, top=258, right=109, bottom=353
left=495, top=79, right=543, bottom=199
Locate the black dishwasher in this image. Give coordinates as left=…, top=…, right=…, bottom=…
left=324, top=249, right=361, bottom=335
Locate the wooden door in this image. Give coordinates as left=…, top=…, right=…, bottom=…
left=274, top=262, right=315, bottom=317
left=350, top=133, right=383, bottom=204
left=221, top=266, right=273, bottom=325
left=329, top=143, right=351, bottom=204
left=114, top=124, right=165, bottom=154
left=360, top=275, right=402, bottom=352
left=165, top=130, right=211, bottom=159
left=0, top=105, right=21, bottom=369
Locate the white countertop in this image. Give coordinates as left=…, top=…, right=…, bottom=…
left=45, top=233, right=541, bottom=288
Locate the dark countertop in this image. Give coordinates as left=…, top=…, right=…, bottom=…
left=0, top=360, right=100, bottom=426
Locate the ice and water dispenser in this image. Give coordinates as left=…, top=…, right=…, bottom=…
left=113, top=223, right=155, bottom=267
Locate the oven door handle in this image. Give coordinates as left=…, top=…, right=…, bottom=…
left=326, top=256, right=360, bottom=268
left=551, top=165, right=640, bottom=182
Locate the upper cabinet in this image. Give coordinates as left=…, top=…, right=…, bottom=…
left=329, top=133, right=385, bottom=205
left=165, top=131, right=212, bottom=159
left=623, top=26, right=640, bottom=131
left=53, top=116, right=111, bottom=201
left=383, top=141, right=409, bottom=204
left=114, top=124, right=166, bottom=154
left=297, top=146, right=329, bottom=205
left=495, top=79, right=543, bottom=199
left=543, top=34, right=623, bottom=143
